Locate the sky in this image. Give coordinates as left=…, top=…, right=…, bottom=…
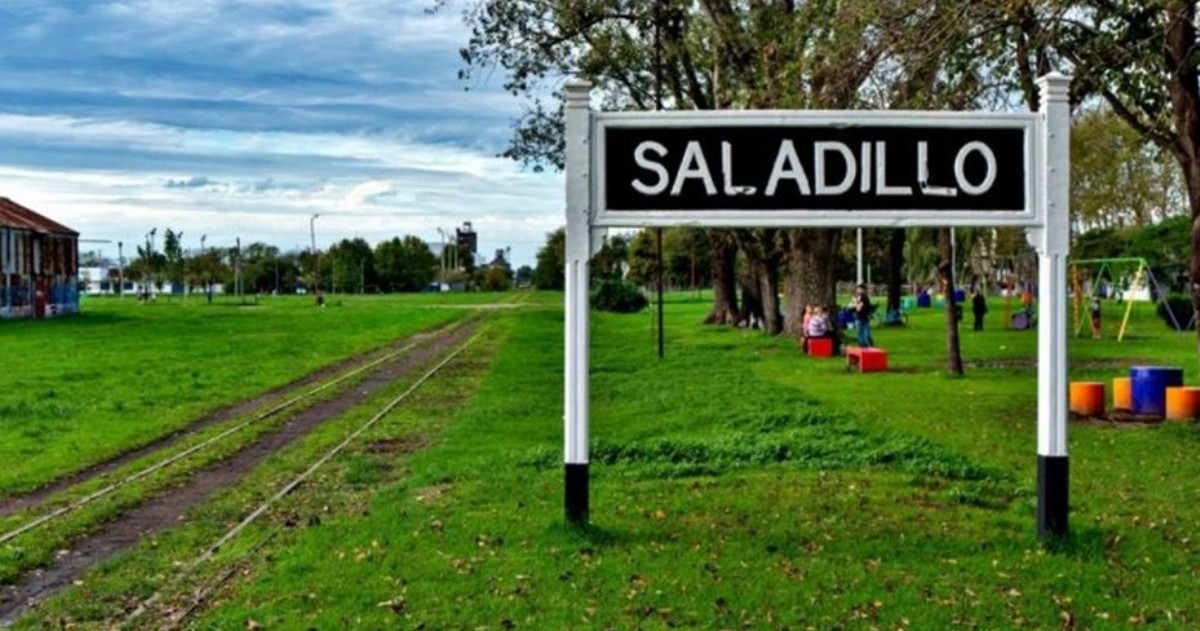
left=0, top=0, right=564, bottom=269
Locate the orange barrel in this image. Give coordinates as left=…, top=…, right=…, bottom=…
left=1165, top=387, right=1200, bottom=421
left=1069, top=381, right=1106, bottom=416
left=1112, top=377, right=1132, bottom=411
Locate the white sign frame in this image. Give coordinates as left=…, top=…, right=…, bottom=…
left=562, top=74, right=1072, bottom=542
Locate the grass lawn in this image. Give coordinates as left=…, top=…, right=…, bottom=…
left=11, top=291, right=1200, bottom=629
left=0, top=293, right=489, bottom=494
left=160, top=292, right=1197, bottom=630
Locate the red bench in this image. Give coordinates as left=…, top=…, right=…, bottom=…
left=846, top=347, right=887, bottom=372
left=806, top=337, right=834, bottom=357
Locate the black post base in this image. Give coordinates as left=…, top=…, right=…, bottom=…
left=565, top=463, right=589, bottom=525
left=1037, top=455, right=1069, bottom=542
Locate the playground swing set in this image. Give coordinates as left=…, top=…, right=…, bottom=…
left=1067, top=256, right=1184, bottom=341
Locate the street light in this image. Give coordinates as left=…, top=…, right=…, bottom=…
left=310, top=213, right=322, bottom=305
left=200, top=237, right=210, bottom=307
left=145, top=228, right=157, bottom=300
left=436, top=227, right=446, bottom=287
left=117, top=241, right=124, bottom=297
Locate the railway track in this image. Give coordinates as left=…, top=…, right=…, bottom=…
left=0, top=319, right=471, bottom=548
left=126, top=326, right=487, bottom=629
left=0, top=298, right=516, bottom=625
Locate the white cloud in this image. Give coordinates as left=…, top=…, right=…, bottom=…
left=0, top=1, right=565, bottom=268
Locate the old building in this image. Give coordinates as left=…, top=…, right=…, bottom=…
left=0, top=197, right=79, bottom=319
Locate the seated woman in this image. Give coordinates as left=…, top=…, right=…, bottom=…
left=800, top=304, right=815, bottom=351
left=806, top=306, right=830, bottom=339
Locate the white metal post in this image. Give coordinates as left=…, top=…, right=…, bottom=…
left=563, top=79, right=593, bottom=524
left=1033, top=72, right=1072, bottom=541
left=856, top=228, right=864, bottom=286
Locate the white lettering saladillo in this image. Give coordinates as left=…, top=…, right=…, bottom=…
left=670, top=141, right=717, bottom=196
left=631, top=141, right=669, bottom=195
left=628, top=135, right=1002, bottom=201
left=721, top=141, right=757, bottom=195
left=813, top=141, right=856, bottom=195
left=874, top=141, right=912, bottom=196
left=918, top=141, right=957, bottom=197
left=955, top=141, right=997, bottom=195
left=765, top=140, right=812, bottom=196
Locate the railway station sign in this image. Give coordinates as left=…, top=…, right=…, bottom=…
left=564, top=75, right=1073, bottom=543
left=593, top=112, right=1038, bottom=227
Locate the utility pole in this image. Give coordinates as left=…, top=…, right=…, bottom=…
left=653, top=0, right=665, bottom=359
left=145, top=228, right=157, bottom=300
left=437, top=227, right=446, bottom=288
left=236, top=236, right=243, bottom=304
left=310, top=213, right=321, bottom=305
left=856, top=228, right=864, bottom=286
left=117, top=241, right=124, bottom=297
left=200, top=234, right=210, bottom=303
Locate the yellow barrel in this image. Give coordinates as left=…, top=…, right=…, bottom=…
left=1112, top=377, right=1132, bottom=411
left=1165, top=386, right=1200, bottom=421
left=1069, top=381, right=1106, bottom=416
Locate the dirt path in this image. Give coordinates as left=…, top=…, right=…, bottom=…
left=0, top=322, right=459, bottom=520
left=0, top=319, right=480, bottom=625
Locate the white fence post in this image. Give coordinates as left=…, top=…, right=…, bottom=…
left=1034, top=72, right=1072, bottom=541
left=563, top=79, right=593, bottom=524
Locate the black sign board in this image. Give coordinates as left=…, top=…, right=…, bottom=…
left=602, top=125, right=1027, bottom=212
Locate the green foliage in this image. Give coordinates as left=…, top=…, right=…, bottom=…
left=590, top=235, right=628, bottom=282
left=326, top=237, right=375, bottom=294
left=374, top=235, right=438, bottom=292
left=1073, top=215, right=1190, bottom=284
left=590, top=279, right=647, bottom=313
left=515, top=265, right=533, bottom=286
left=1071, top=106, right=1183, bottom=231
left=626, top=228, right=710, bottom=290
left=532, top=227, right=564, bottom=290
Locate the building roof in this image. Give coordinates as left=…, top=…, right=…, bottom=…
left=0, top=197, right=78, bottom=236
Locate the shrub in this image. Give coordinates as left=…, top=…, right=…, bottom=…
left=1157, top=293, right=1195, bottom=330
left=591, top=279, right=648, bottom=313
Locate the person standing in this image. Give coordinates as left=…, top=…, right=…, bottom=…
left=1090, top=295, right=1102, bottom=339
left=971, top=289, right=988, bottom=332
left=852, top=284, right=874, bottom=347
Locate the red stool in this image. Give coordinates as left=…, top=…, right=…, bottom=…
left=807, top=337, right=834, bottom=357
left=846, top=347, right=887, bottom=372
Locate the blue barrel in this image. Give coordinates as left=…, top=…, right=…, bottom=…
left=1130, top=366, right=1184, bottom=416
left=916, top=293, right=931, bottom=308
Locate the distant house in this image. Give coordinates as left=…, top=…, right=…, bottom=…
left=0, top=197, right=79, bottom=319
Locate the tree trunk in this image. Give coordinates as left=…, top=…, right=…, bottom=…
left=735, top=229, right=784, bottom=335
left=783, top=229, right=842, bottom=340
left=759, top=258, right=783, bottom=335
left=739, top=271, right=763, bottom=329
left=938, top=227, right=964, bottom=375
left=1164, top=5, right=1200, bottom=371
left=886, top=228, right=905, bottom=324
left=704, top=229, right=740, bottom=325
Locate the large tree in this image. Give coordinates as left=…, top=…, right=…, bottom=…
left=453, top=0, right=986, bottom=340
left=324, top=238, right=375, bottom=294
left=375, top=236, right=437, bottom=293
left=1000, top=1, right=1200, bottom=360
left=533, top=228, right=566, bottom=291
